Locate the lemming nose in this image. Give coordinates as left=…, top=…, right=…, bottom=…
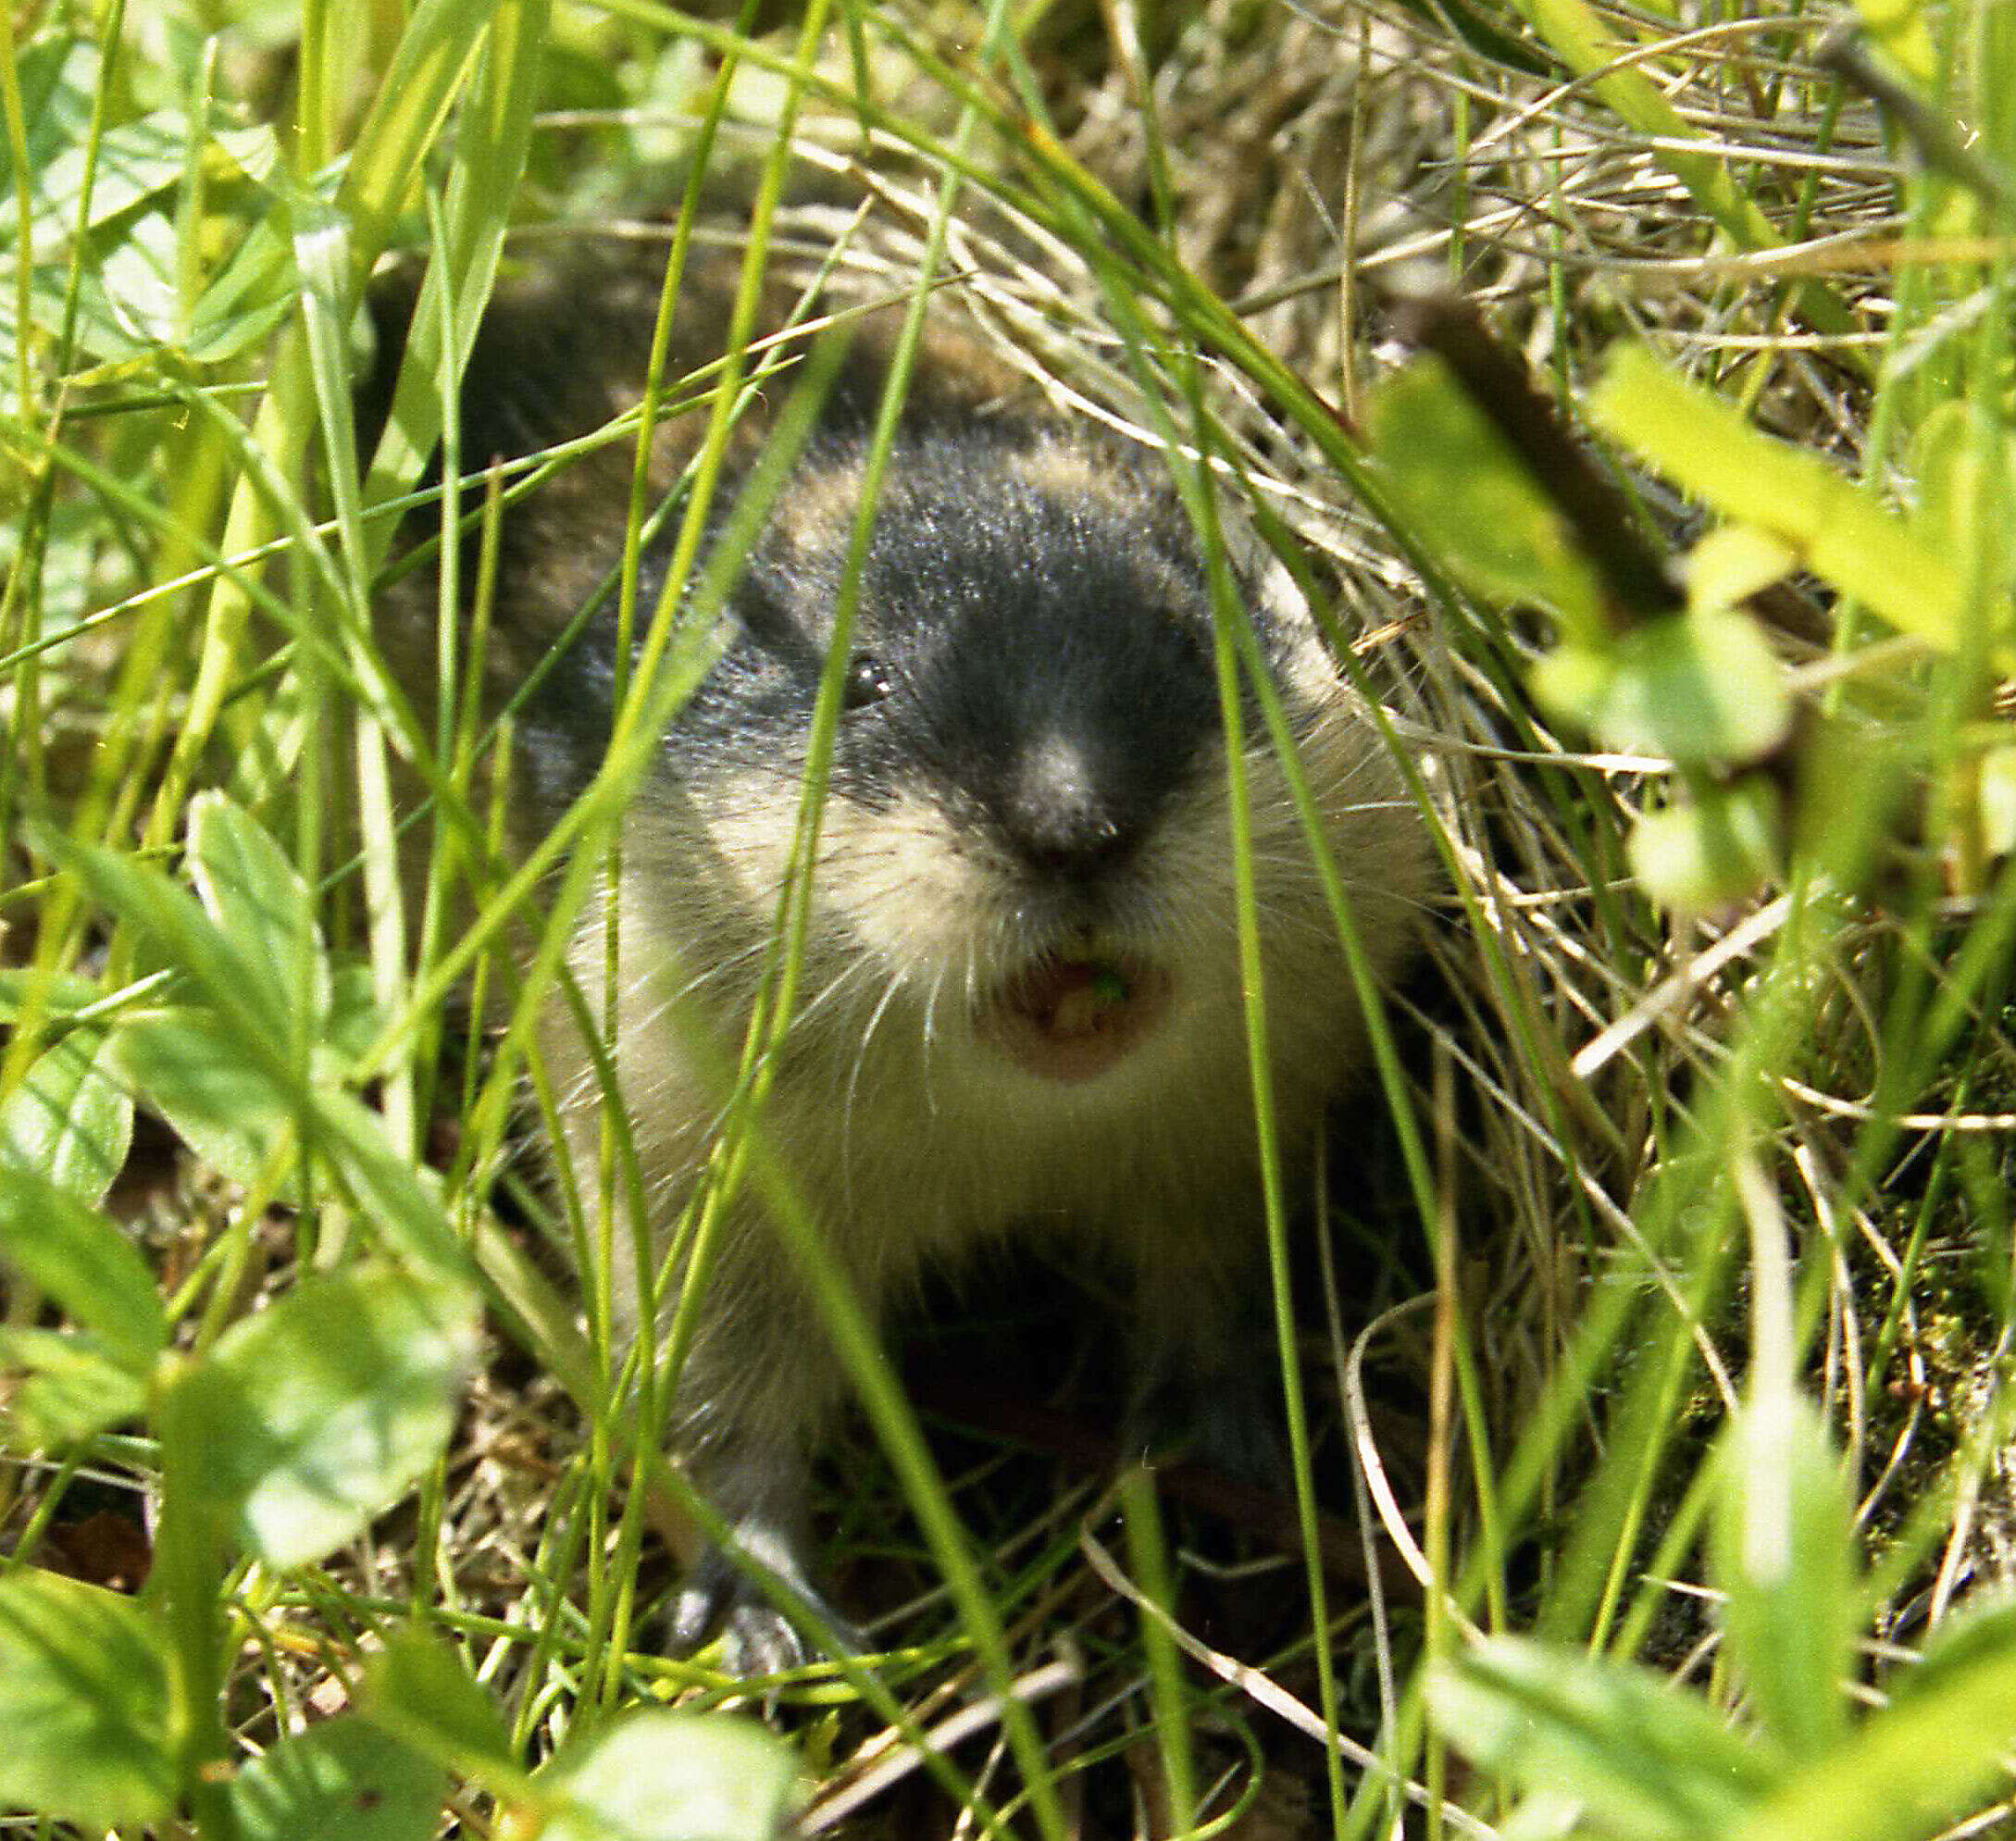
left=1001, top=733, right=1137, bottom=878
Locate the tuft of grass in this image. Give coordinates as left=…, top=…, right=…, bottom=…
left=4, top=0, right=2016, bottom=1836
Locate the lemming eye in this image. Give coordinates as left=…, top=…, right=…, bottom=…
left=842, top=652, right=893, bottom=710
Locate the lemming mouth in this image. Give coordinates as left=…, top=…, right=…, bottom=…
left=975, top=951, right=1175, bottom=1084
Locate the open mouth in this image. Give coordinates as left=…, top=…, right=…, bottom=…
left=977, top=952, right=1174, bottom=1084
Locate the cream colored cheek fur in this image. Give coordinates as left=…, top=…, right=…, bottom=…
left=697, top=651, right=1412, bottom=1076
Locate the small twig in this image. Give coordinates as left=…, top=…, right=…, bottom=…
left=1387, top=292, right=1683, bottom=629
left=1814, top=25, right=2016, bottom=211
left=802, top=1652, right=1083, bottom=1831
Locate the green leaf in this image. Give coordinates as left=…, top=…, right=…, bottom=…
left=110, top=1007, right=303, bottom=1200
left=1910, top=401, right=2016, bottom=596
left=1529, top=609, right=1793, bottom=765
left=3, top=38, right=95, bottom=197
left=1979, top=747, right=2016, bottom=861
left=0, top=1027, right=134, bottom=1205
left=311, top=1087, right=475, bottom=1282
left=94, top=210, right=182, bottom=348
left=1625, top=780, right=1783, bottom=913
left=8, top=51, right=280, bottom=267
left=0, top=969, right=108, bottom=1021
left=1498, top=1789, right=1587, bottom=1841
left=109, top=1008, right=475, bottom=1277
left=0, top=1325, right=149, bottom=1446
left=1710, top=1395, right=1857, bottom=1762
left=1426, top=1636, right=1774, bottom=1841
left=230, top=1714, right=447, bottom=1841
left=541, top=1711, right=801, bottom=1841
left=46, top=829, right=289, bottom=1055
left=1847, top=0, right=1939, bottom=85
left=0, top=1569, right=173, bottom=1831
left=186, top=791, right=330, bottom=1029
left=324, top=963, right=393, bottom=1072
left=158, top=1265, right=481, bottom=1568
left=56, top=825, right=468, bottom=1274
left=0, top=1164, right=167, bottom=1371
left=1736, top=1599, right=2016, bottom=1841
left=1369, top=357, right=1609, bottom=643
left=1892, top=1596, right=2016, bottom=1709
left=1588, top=346, right=2008, bottom=661
left=360, top=1630, right=525, bottom=1791
left=183, top=216, right=297, bottom=364
left=1685, top=527, right=1798, bottom=618
left=334, top=0, right=507, bottom=284
left=0, top=260, right=161, bottom=369
left=29, top=106, right=198, bottom=245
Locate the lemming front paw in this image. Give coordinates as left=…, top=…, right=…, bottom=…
left=668, top=1532, right=865, bottom=1678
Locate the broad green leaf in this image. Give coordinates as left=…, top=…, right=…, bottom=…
left=14, top=66, right=280, bottom=250
left=1736, top=1601, right=2016, bottom=1841
left=0, top=1569, right=173, bottom=1831
left=0, top=1326, right=149, bottom=1446
left=0, top=1164, right=167, bottom=1371
left=187, top=791, right=330, bottom=1028
left=110, top=1009, right=476, bottom=1278
left=324, top=963, right=392, bottom=1072
left=1891, top=1596, right=2016, bottom=1709
left=215, top=121, right=283, bottom=184
left=1848, top=0, right=1938, bottom=84
left=1626, top=780, right=1783, bottom=913
left=1589, top=347, right=2009, bottom=661
left=95, top=210, right=182, bottom=347
left=57, top=830, right=470, bottom=1274
left=360, top=1630, right=525, bottom=1790
left=1778, top=716, right=1910, bottom=899
left=1, top=260, right=157, bottom=368
left=1369, top=357, right=1609, bottom=644
left=1711, top=1394, right=1857, bottom=1763
left=183, top=212, right=297, bottom=364
left=1529, top=609, right=1793, bottom=765
left=334, top=0, right=504, bottom=283
left=230, top=1714, right=447, bottom=1841
left=1911, top=400, right=2016, bottom=586
left=311, top=1087, right=475, bottom=1282
left=541, top=1711, right=800, bottom=1841
left=47, top=830, right=288, bottom=1052
left=158, top=1265, right=481, bottom=1568
left=1498, top=1788, right=1587, bottom=1841
left=0, top=968, right=106, bottom=1020
left=5, top=38, right=95, bottom=193
left=0, top=1027, right=133, bottom=1205
left=4, top=249, right=287, bottom=375
left=30, top=107, right=200, bottom=245
left=1426, top=1636, right=1774, bottom=1841
left=110, top=1007, right=303, bottom=1200
left=1685, top=527, right=1798, bottom=618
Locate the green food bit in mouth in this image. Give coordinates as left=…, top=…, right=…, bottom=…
left=1091, top=964, right=1130, bottom=1007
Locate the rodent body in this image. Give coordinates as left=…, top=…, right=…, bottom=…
left=371, top=242, right=1431, bottom=1672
